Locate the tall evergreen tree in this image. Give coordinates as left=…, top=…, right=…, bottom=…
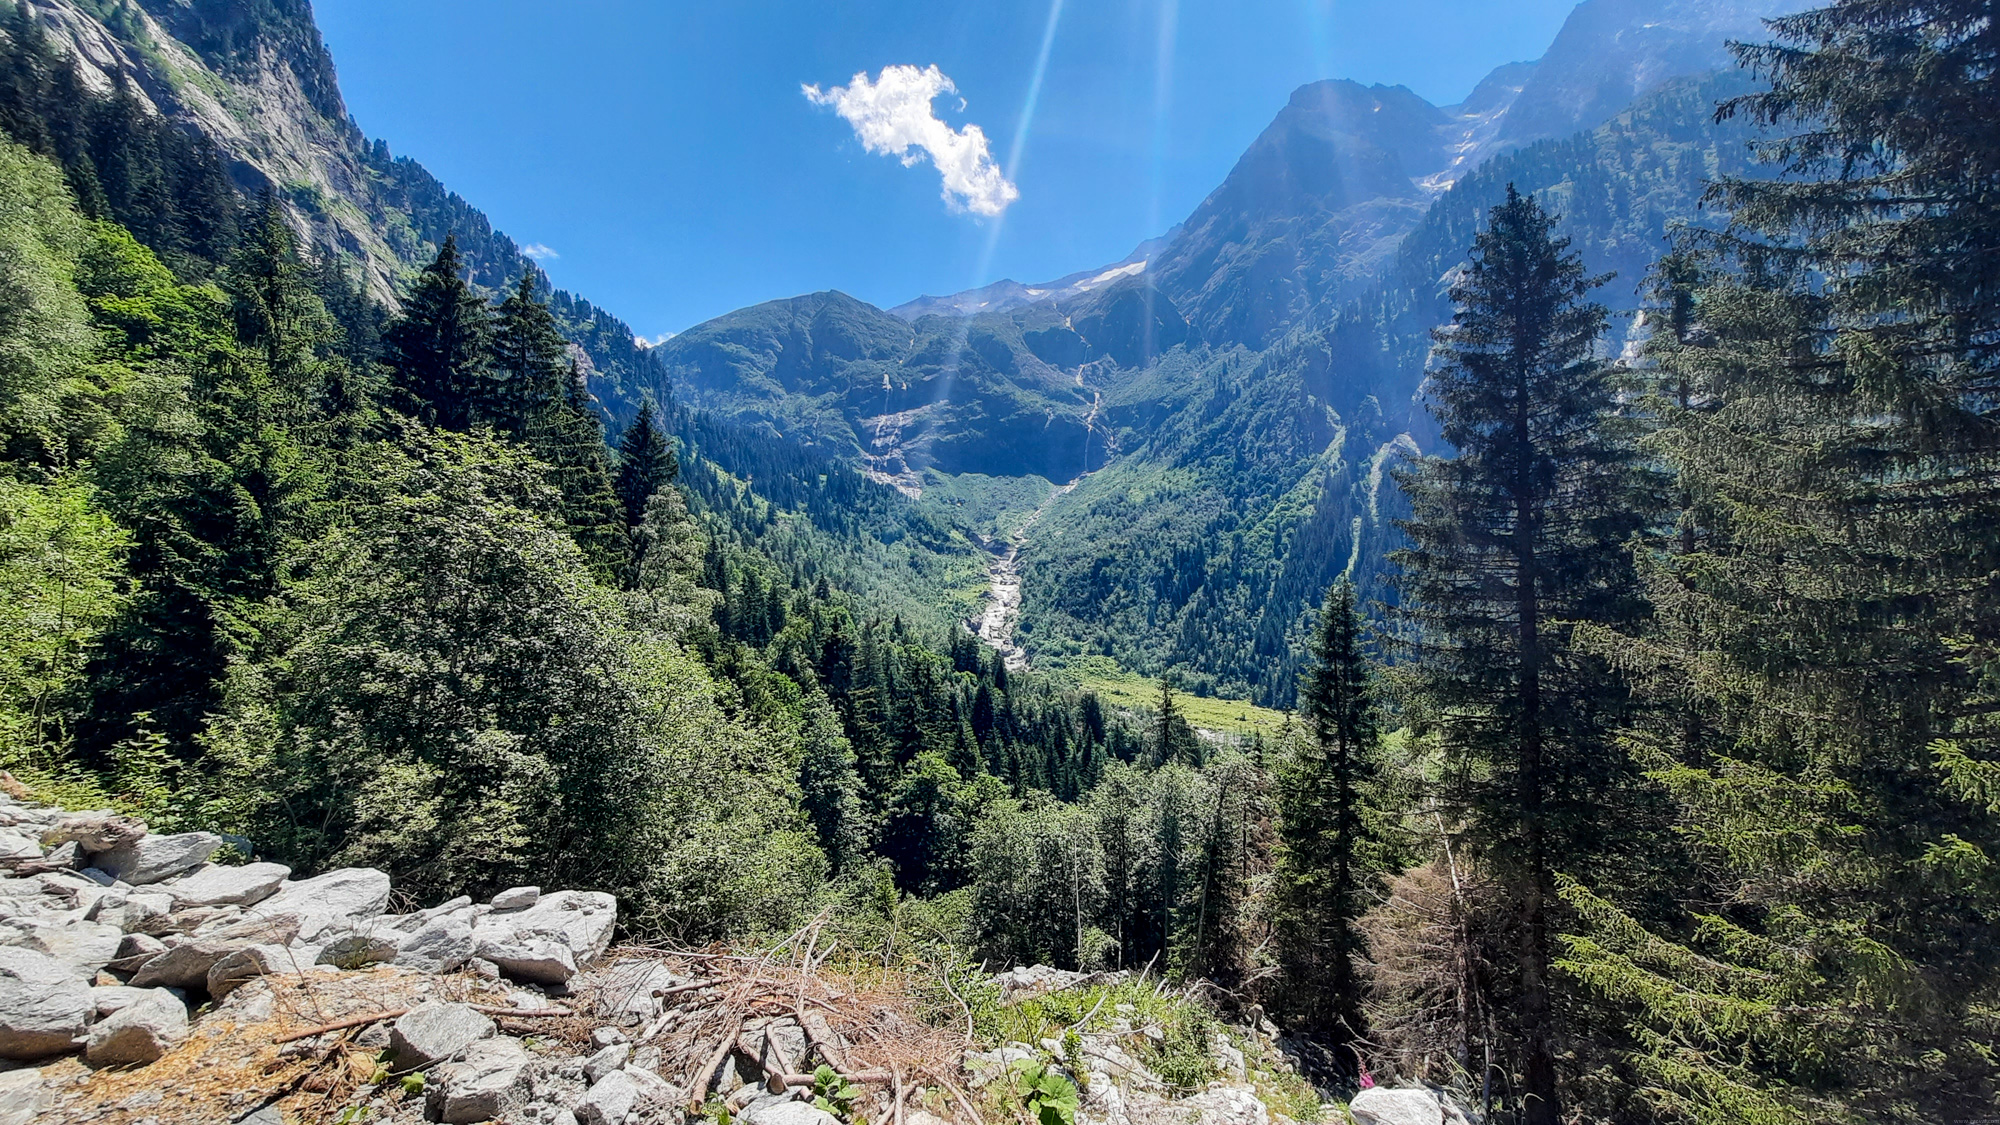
left=384, top=235, right=489, bottom=431
left=1557, top=2, right=2000, bottom=1119
left=1271, top=581, right=1389, bottom=1045
left=1392, top=186, right=1646, bottom=1125
left=615, top=397, right=676, bottom=527
left=488, top=268, right=566, bottom=434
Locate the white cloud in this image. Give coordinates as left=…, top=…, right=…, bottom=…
left=522, top=243, right=559, bottom=260
left=804, top=64, right=1019, bottom=217
left=635, top=332, right=677, bottom=349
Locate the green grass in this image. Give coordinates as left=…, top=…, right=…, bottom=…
left=1053, top=656, right=1292, bottom=739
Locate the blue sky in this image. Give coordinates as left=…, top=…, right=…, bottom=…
left=314, top=0, right=1580, bottom=339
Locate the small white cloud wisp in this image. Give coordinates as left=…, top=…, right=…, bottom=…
left=803, top=64, right=1019, bottom=217
left=522, top=243, right=559, bottom=261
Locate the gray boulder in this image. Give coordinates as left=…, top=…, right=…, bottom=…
left=89, top=890, right=173, bottom=933
left=161, top=862, right=290, bottom=908
left=1348, top=1088, right=1473, bottom=1125
left=0, top=1067, right=52, bottom=1125
left=393, top=917, right=476, bottom=974
left=490, top=886, right=539, bottom=912
left=0, top=832, right=39, bottom=859
left=89, top=832, right=221, bottom=886
left=390, top=1002, right=495, bottom=1068
left=248, top=867, right=391, bottom=941
left=428, top=1035, right=529, bottom=1123
left=476, top=936, right=576, bottom=986
left=206, top=943, right=299, bottom=999
left=90, top=983, right=181, bottom=1017
left=129, top=914, right=299, bottom=990
left=42, top=813, right=146, bottom=853
left=0, top=947, right=90, bottom=1058
left=0, top=917, right=123, bottom=978
left=500, top=890, right=617, bottom=965
left=84, top=986, right=188, bottom=1065
left=316, top=932, right=400, bottom=970
left=580, top=1069, right=639, bottom=1125
left=739, top=1102, right=840, bottom=1125
left=584, top=1041, right=631, bottom=1084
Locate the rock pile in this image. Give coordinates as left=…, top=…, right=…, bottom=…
left=0, top=784, right=1462, bottom=1125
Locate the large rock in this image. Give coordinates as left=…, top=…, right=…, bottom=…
left=0, top=947, right=91, bottom=1058
left=248, top=868, right=391, bottom=941
left=393, top=917, right=476, bottom=974
left=428, top=1035, right=528, bottom=1123
left=390, top=1002, right=494, bottom=1068
left=1348, top=1088, right=1473, bottom=1125
left=316, top=932, right=400, bottom=970
left=206, top=943, right=300, bottom=999
left=89, top=832, right=220, bottom=885
left=84, top=986, right=188, bottom=1065
left=490, top=886, right=538, bottom=912
left=0, top=917, right=123, bottom=978
left=88, top=890, right=174, bottom=933
left=0, top=1067, right=52, bottom=1125
left=160, top=862, right=290, bottom=908
left=1181, top=1087, right=1269, bottom=1125
left=499, top=890, right=617, bottom=965
left=42, top=813, right=146, bottom=853
left=0, top=831, right=38, bottom=859
left=580, top=1069, right=639, bottom=1125
left=475, top=935, right=576, bottom=986
left=584, top=1042, right=631, bottom=1084
left=129, top=915, right=299, bottom=990
left=594, top=961, right=681, bottom=1023
left=739, top=1102, right=840, bottom=1125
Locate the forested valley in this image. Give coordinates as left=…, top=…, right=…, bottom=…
left=0, top=1, right=1996, bottom=1123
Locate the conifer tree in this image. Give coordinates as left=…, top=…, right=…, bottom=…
left=488, top=268, right=568, bottom=434
left=1557, top=3, right=2000, bottom=1118
left=384, top=235, right=489, bottom=431
left=1271, top=581, right=1387, bottom=1044
left=614, top=397, right=676, bottom=528
left=1392, top=186, right=1645, bottom=1125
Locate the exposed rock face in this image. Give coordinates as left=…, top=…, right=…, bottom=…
left=0, top=947, right=90, bottom=1058
left=1348, top=1087, right=1477, bottom=1125
left=392, top=1002, right=497, bottom=1069
left=88, top=831, right=221, bottom=885
left=162, top=860, right=291, bottom=907
left=82, top=986, right=187, bottom=1065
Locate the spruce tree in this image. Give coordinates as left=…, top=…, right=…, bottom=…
left=614, top=397, right=676, bottom=527
left=488, top=268, right=566, bottom=434
left=1271, top=581, right=1387, bottom=1045
left=1556, top=2, right=2000, bottom=1118
left=1392, top=186, right=1645, bottom=1125
left=384, top=235, right=489, bottom=431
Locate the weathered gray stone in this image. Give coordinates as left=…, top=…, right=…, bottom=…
left=206, top=943, right=298, bottom=999
left=90, top=983, right=180, bottom=1017
left=503, top=890, right=617, bottom=965
left=0, top=947, right=90, bottom=1058
left=316, top=932, right=400, bottom=970
left=160, top=862, right=290, bottom=908
left=579, top=1069, right=638, bottom=1125
left=106, top=932, right=168, bottom=973
left=89, top=832, right=220, bottom=886
left=738, top=1101, right=840, bottom=1125
left=429, top=1035, right=529, bottom=1123
left=584, top=1042, right=631, bottom=1084
left=0, top=917, right=123, bottom=979
left=42, top=813, right=146, bottom=853
left=84, top=986, right=188, bottom=1065
left=88, top=890, right=173, bottom=933
left=390, top=1002, right=494, bottom=1068
left=593, top=961, right=680, bottom=1023
left=476, top=936, right=575, bottom=985
left=128, top=914, right=299, bottom=990
left=248, top=867, right=391, bottom=940
left=0, top=832, right=39, bottom=859
left=623, top=1066, right=683, bottom=1109
left=1347, top=1088, right=1469, bottom=1125
left=394, top=917, right=476, bottom=974
left=490, top=886, right=539, bottom=912
left=38, top=842, right=78, bottom=869
left=0, top=1066, right=51, bottom=1125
